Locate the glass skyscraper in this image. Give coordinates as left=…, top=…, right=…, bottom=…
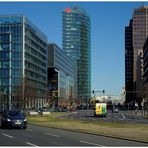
left=62, top=6, right=91, bottom=101
left=0, top=15, right=47, bottom=110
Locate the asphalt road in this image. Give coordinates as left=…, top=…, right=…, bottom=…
left=62, top=110, right=148, bottom=124
left=0, top=124, right=148, bottom=146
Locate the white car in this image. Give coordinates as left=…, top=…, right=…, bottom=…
left=112, top=107, right=119, bottom=113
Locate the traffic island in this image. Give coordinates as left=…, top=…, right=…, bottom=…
left=28, top=112, right=148, bottom=143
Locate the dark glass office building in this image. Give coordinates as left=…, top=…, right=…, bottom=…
left=48, top=43, right=77, bottom=106
left=62, top=6, right=91, bottom=101
left=143, top=37, right=148, bottom=102
left=125, top=19, right=134, bottom=104
left=0, top=15, right=47, bottom=110
left=125, top=6, right=148, bottom=105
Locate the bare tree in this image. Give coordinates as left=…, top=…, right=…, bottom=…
left=11, top=77, right=37, bottom=111
left=0, top=91, right=4, bottom=110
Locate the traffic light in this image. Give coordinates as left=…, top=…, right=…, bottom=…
left=103, top=90, right=105, bottom=94
left=92, top=90, right=94, bottom=94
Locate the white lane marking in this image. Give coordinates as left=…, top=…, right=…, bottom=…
left=26, top=129, right=33, bottom=132
left=80, top=140, right=103, bottom=146
left=25, top=142, right=38, bottom=147
left=120, top=111, right=126, bottom=119
left=2, top=133, right=14, bottom=139
left=44, top=133, right=60, bottom=137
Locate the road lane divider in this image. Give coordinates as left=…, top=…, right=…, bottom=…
left=44, top=133, right=61, bottom=138
left=121, top=111, right=126, bottom=119
left=2, top=133, right=14, bottom=139
left=80, top=140, right=103, bottom=146
left=25, top=142, right=38, bottom=147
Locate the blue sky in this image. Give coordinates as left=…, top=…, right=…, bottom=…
left=0, top=1, right=146, bottom=95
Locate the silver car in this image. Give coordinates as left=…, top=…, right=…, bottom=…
left=112, top=107, right=119, bottom=113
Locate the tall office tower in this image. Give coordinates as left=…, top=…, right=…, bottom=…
left=125, top=20, right=134, bottom=103
left=62, top=6, right=91, bottom=102
left=132, top=6, right=148, bottom=90
left=0, top=15, right=48, bottom=110
left=125, top=6, right=148, bottom=105
left=143, top=38, right=148, bottom=102
left=48, top=43, right=77, bottom=106
left=136, top=51, right=144, bottom=103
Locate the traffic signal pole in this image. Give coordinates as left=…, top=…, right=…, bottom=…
left=92, top=90, right=105, bottom=96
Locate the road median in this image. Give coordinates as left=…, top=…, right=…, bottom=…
left=27, top=112, right=148, bottom=143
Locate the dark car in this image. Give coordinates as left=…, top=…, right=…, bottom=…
left=1, top=110, right=27, bottom=129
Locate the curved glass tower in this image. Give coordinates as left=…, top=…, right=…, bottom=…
left=62, top=6, right=91, bottom=101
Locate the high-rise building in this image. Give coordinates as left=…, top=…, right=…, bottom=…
left=0, top=15, right=48, bottom=110
left=132, top=5, right=148, bottom=101
left=48, top=43, right=77, bottom=106
left=136, top=51, right=144, bottom=104
left=62, top=6, right=91, bottom=102
left=125, top=6, right=148, bottom=105
left=143, top=37, right=148, bottom=103
left=125, top=19, right=134, bottom=103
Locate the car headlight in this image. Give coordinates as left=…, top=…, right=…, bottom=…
left=24, top=118, right=27, bottom=122
left=7, top=119, right=11, bottom=121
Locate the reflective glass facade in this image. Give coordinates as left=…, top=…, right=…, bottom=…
left=62, top=6, right=91, bottom=101
left=0, top=15, right=47, bottom=110
left=48, top=43, right=77, bottom=106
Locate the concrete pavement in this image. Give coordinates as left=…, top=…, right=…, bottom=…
left=62, top=110, right=148, bottom=124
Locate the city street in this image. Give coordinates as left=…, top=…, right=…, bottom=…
left=0, top=124, right=148, bottom=146
left=0, top=2, right=148, bottom=147
left=61, top=110, right=148, bottom=124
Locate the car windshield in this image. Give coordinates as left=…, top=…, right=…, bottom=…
left=7, top=111, right=23, bottom=117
